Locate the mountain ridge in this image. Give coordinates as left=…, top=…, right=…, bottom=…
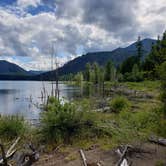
left=0, top=38, right=156, bottom=80
left=37, top=38, right=156, bottom=80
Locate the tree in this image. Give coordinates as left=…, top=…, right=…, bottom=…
left=98, top=67, right=105, bottom=86
left=110, top=65, right=116, bottom=82
left=136, top=36, right=143, bottom=66
left=74, top=72, right=83, bottom=85
left=93, top=62, right=100, bottom=84
left=143, top=31, right=166, bottom=78
left=84, top=63, right=91, bottom=82
left=104, top=61, right=115, bottom=81
left=132, top=64, right=139, bottom=81
left=159, top=61, right=166, bottom=116
left=120, top=56, right=139, bottom=74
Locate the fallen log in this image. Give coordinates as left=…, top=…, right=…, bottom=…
left=0, top=137, right=20, bottom=165
left=116, top=145, right=130, bottom=166
left=80, top=149, right=87, bottom=166
left=18, top=144, right=39, bottom=166
left=0, top=144, right=8, bottom=166
left=149, top=136, right=166, bottom=146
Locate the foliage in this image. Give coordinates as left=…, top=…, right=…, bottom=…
left=40, top=97, right=101, bottom=144
left=136, top=36, right=143, bottom=66
left=74, top=72, right=83, bottom=85
left=143, top=31, right=166, bottom=78
left=104, top=61, right=116, bottom=81
left=158, top=61, right=166, bottom=116
left=0, top=115, right=26, bottom=139
left=109, top=96, right=131, bottom=113
left=120, top=56, right=139, bottom=74
left=59, top=73, right=75, bottom=81
left=84, top=63, right=91, bottom=82
left=93, top=62, right=100, bottom=84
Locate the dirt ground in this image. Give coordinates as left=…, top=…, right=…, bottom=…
left=34, top=143, right=166, bottom=166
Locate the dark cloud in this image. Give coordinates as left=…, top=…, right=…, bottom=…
left=82, top=0, right=138, bottom=31
left=48, top=0, right=140, bottom=41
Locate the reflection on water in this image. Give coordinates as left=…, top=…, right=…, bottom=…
left=0, top=81, right=81, bottom=120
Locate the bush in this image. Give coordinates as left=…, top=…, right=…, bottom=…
left=124, top=72, right=144, bottom=82
left=109, top=96, right=131, bottom=113
left=158, top=61, right=166, bottom=116
left=40, top=97, right=98, bottom=144
left=0, top=115, right=26, bottom=139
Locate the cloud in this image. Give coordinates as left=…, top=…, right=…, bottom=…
left=0, top=0, right=165, bottom=70
left=17, top=0, right=41, bottom=8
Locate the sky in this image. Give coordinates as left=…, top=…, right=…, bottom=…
left=0, top=0, right=166, bottom=70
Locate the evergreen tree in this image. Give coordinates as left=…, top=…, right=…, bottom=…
left=105, top=61, right=114, bottom=81
left=120, top=56, right=139, bottom=74
left=85, top=63, right=91, bottom=82
left=74, top=72, right=83, bottom=85
left=143, top=31, right=166, bottom=77
left=93, top=62, right=100, bottom=84
left=136, top=36, right=143, bottom=66
left=110, top=65, right=116, bottom=82
left=159, top=61, right=166, bottom=116
left=98, top=67, right=104, bottom=85
left=132, top=64, right=139, bottom=81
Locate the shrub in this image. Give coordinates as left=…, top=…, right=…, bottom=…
left=0, top=115, right=26, bottom=139
left=109, top=96, right=131, bottom=113
left=40, top=97, right=98, bottom=144
left=158, top=61, right=166, bottom=116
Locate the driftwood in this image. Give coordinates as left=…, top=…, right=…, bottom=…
left=80, top=149, right=87, bottom=166
left=116, top=145, right=130, bottom=166
left=149, top=136, right=166, bottom=146
left=0, top=137, right=20, bottom=166
left=18, top=144, right=39, bottom=166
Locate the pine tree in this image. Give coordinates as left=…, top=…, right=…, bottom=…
left=159, top=61, right=166, bottom=116
left=136, top=36, right=143, bottom=66
left=105, top=61, right=114, bottom=81
left=93, top=62, right=100, bottom=84
left=74, top=72, right=83, bottom=85
left=132, top=64, right=139, bottom=81
left=143, top=31, right=166, bottom=78
left=85, top=63, right=91, bottom=82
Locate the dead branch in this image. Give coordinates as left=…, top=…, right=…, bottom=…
left=0, top=137, right=20, bottom=166
left=18, top=144, right=39, bottom=166
left=116, top=145, right=130, bottom=166
left=149, top=136, right=166, bottom=146
left=0, top=144, right=8, bottom=166
left=80, top=149, right=87, bottom=166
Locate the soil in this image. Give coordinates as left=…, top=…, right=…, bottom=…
left=34, top=143, right=166, bottom=166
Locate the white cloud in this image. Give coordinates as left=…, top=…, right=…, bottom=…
left=0, top=0, right=165, bottom=70
left=17, top=0, right=41, bottom=8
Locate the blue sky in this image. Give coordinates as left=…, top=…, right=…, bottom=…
left=0, top=0, right=165, bottom=70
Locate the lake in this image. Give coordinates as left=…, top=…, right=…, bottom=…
left=0, top=81, right=81, bottom=121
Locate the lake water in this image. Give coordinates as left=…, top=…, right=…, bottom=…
left=0, top=81, right=81, bottom=121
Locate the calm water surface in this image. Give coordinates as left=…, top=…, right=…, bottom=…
left=0, top=81, right=81, bottom=120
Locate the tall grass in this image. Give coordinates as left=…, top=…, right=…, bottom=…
left=0, top=115, right=26, bottom=140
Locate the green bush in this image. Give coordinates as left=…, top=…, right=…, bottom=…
left=109, top=96, right=131, bottom=113
left=0, top=115, right=26, bottom=139
left=40, top=97, right=98, bottom=144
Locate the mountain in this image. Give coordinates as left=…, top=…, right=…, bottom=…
left=28, top=70, right=46, bottom=75
left=0, top=38, right=156, bottom=80
left=38, top=38, right=156, bottom=80
left=0, top=60, right=29, bottom=75
left=0, top=60, right=33, bottom=80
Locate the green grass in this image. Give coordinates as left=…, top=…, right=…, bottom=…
left=0, top=115, right=27, bottom=140
left=121, top=80, right=160, bottom=92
